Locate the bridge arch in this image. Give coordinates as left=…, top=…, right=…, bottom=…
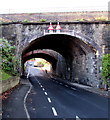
left=23, top=30, right=101, bottom=54
left=23, top=52, right=57, bottom=71
left=22, top=49, right=67, bottom=78
left=22, top=32, right=101, bottom=87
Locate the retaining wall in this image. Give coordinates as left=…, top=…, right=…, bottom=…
left=0, top=77, right=20, bottom=94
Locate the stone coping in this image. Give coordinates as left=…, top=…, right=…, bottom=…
left=0, top=76, right=20, bottom=94
left=1, top=21, right=110, bottom=25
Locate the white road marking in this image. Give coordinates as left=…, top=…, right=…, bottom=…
left=24, top=84, right=32, bottom=120
left=27, top=73, right=29, bottom=78
left=44, top=92, right=48, bottom=95
left=40, top=85, right=43, bottom=87
left=33, top=76, right=41, bottom=85
left=47, top=97, right=52, bottom=103
left=71, top=87, right=76, bottom=90
left=76, top=115, right=81, bottom=120
left=42, top=88, right=45, bottom=91
left=52, top=107, right=58, bottom=116
left=60, top=83, right=63, bottom=85
left=27, top=68, right=30, bottom=78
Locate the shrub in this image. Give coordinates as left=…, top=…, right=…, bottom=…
left=0, top=38, right=20, bottom=76
left=101, top=54, right=110, bottom=86
left=95, top=16, right=108, bottom=21
left=23, top=19, right=30, bottom=23
left=40, top=19, right=47, bottom=22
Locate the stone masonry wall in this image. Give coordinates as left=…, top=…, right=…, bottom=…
left=1, top=22, right=110, bottom=87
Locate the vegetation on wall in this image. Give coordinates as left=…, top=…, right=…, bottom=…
left=101, top=54, right=110, bottom=87
left=1, top=70, right=11, bottom=80
left=40, top=19, right=47, bottom=22
left=95, top=16, right=108, bottom=21
left=0, top=38, right=20, bottom=77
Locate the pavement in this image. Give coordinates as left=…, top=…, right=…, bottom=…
left=2, top=78, right=31, bottom=119
left=50, top=77, right=110, bottom=98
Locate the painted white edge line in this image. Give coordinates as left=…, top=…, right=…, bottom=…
left=27, top=67, right=30, bottom=78
left=52, top=107, right=58, bottom=116
left=47, top=97, right=52, bottom=103
left=24, top=84, right=32, bottom=120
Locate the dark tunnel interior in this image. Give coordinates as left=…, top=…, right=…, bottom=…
left=22, top=34, right=99, bottom=86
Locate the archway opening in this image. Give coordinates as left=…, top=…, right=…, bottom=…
left=22, top=33, right=100, bottom=87
left=33, top=58, right=52, bottom=72
left=24, top=58, right=52, bottom=77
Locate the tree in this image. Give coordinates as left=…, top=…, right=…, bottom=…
left=0, top=38, right=19, bottom=75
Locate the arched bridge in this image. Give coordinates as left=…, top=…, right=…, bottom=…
left=1, top=21, right=110, bottom=87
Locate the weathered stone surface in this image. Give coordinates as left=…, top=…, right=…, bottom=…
left=1, top=22, right=110, bottom=87
left=0, top=77, right=19, bottom=94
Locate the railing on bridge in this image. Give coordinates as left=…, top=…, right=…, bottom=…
left=44, top=29, right=90, bottom=43
left=43, top=28, right=98, bottom=49
left=43, top=22, right=100, bottom=51
left=44, top=29, right=75, bottom=35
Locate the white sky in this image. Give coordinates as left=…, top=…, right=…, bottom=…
left=0, top=0, right=109, bottom=14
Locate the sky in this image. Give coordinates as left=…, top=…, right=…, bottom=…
left=0, top=0, right=109, bottom=14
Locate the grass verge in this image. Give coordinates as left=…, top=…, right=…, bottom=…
left=1, top=70, right=12, bottom=80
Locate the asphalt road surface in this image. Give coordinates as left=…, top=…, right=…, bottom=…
left=25, top=67, right=109, bottom=119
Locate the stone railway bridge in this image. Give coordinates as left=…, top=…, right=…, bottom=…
left=1, top=21, right=110, bottom=87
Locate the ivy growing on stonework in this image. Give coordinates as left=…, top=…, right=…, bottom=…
left=0, top=38, right=20, bottom=76
left=102, top=54, right=110, bottom=87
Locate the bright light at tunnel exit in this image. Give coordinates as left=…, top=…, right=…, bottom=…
left=34, top=58, right=51, bottom=71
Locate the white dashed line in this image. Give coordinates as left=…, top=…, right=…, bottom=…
left=40, top=85, right=43, bottom=87
left=71, top=87, right=76, bottom=90
left=60, top=83, right=63, bottom=85
left=42, top=88, right=45, bottom=91
left=44, top=92, right=48, bottom=95
left=76, top=115, right=81, bottom=120
left=52, top=107, right=58, bottom=116
left=47, top=97, right=52, bottom=103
